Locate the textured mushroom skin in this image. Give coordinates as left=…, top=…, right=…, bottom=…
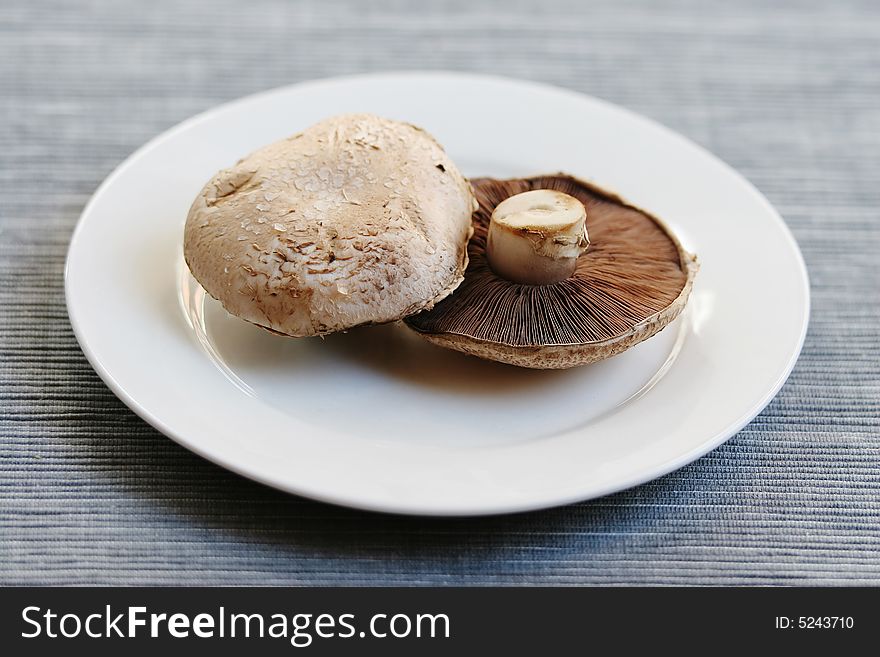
left=184, top=114, right=476, bottom=336
left=406, top=174, right=699, bottom=369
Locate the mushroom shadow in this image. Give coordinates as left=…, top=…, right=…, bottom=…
left=201, top=293, right=581, bottom=396
left=308, top=322, right=579, bottom=392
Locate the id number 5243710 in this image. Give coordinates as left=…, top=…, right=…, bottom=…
left=775, top=617, right=854, bottom=629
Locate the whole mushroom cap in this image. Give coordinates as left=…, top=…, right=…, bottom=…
left=405, top=174, right=699, bottom=369
left=184, top=113, right=476, bottom=337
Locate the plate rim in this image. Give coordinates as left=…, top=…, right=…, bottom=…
left=65, top=71, right=811, bottom=516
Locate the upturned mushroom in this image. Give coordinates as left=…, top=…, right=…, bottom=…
left=184, top=113, right=476, bottom=336
left=405, top=174, right=698, bottom=369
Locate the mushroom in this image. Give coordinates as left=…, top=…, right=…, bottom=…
left=405, top=174, right=698, bottom=369
left=184, top=114, right=476, bottom=336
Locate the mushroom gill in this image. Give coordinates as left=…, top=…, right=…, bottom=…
left=405, top=174, right=698, bottom=368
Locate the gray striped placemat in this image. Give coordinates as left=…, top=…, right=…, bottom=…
left=2, top=0, right=878, bottom=585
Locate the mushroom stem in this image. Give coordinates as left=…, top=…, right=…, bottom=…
left=486, top=189, right=589, bottom=285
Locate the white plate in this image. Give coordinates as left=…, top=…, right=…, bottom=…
left=66, top=72, right=809, bottom=516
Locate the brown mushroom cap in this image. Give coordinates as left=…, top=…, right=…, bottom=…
left=405, top=174, right=698, bottom=369
left=184, top=114, right=476, bottom=337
